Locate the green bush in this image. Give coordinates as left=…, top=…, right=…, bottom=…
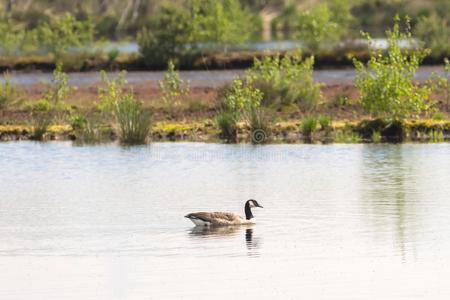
left=69, top=114, right=87, bottom=130
left=432, top=112, right=445, bottom=121
left=216, top=111, right=237, bottom=140
left=354, top=17, right=431, bottom=120
left=0, top=72, right=17, bottom=109
left=114, top=94, right=152, bottom=145
left=37, top=12, right=94, bottom=60
left=97, top=70, right=127, bottom=114
left=159, top=61, right=190, bottom=109
left=42, top=64, right=73, bottom=108
left=415, top=12, right=450, bottom=58
left=248, top=53, right=321, bottom=111
left=27, top=99, right=51, bottom=112
left=301, top=117, right=318, bottom=137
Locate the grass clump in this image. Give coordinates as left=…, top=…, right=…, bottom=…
left=318, top=115, right=332, bottom=131
left=301, top=116, right=318, bottom=138
left=432, top=111, right=445, bottom=121
left=216, top=111, right=236, bottom=140
left=113, top=94, right=152, bottom=145
left=430, top=130, right=444, bottom=143
left=334, top=130, right=362, bottom=143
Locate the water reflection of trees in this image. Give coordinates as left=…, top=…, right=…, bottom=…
left=360, top=144, right=418, bottom=262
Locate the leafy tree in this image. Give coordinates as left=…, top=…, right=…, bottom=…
left=415, top=12, right=450, bottom=58
left=37, top=13, right=94, bottom=60
left=354, top=17, right=431, bottom=120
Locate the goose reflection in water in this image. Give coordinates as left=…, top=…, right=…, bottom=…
left=188, top=226, right=261, bottom=256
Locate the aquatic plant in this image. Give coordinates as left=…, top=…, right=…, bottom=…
left=113, top=94, right=152, bottom=144
left=301, top=117, right=318, bottom=138
left=354, top=17, right=431, bottom=120
left=0, top=72, right=17, bottom=109
left=334, top=130, right=362, bottom=143
left=430, top=130, right=444, bottom=143
left=69, top=114, right=87, bottom=130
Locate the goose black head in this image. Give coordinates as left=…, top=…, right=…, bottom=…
left=244, top=199, right=263, bottom=220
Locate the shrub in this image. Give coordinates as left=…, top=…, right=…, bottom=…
left=216, top=111, right=237, bottom=140
left=433, top=58, right=450, bottom=112
left=159, top=61, right=190, bottom=109
left=354, top=17, right=431, bottom=120
left=223, top=78, right=263, bottom=116
left=42, top=64, right=73, bottom=108
left=0, top=72, right=17, bottom=109
left=248, top=53, right=321, bottom=111
left=97, top=70, right=127, bottom=114
left=37, top=13, right=94, bottom=60
left=415, top=12, right=450, bottom=58
left=113, top=94, right=152, bottom=145
left=301, top=117, right=318, bottom=137
left=69, top=114, right=87, bottom=130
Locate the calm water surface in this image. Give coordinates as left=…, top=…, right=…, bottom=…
left=1, top=142, right=450, bottom=299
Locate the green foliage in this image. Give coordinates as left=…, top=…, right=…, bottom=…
left=432, top=112, right=445, bottom=121
left=97, top=70, right=127, bottom=113
left=159, top=61, right=190, bottom=108
left=190, top=0, right=255, bottom=49
left=0, top=72, right=17, bottom=109
left=430, top=130, right=444, bottom=143
left=301, top=117, right=318, bottom=137
left=415, top=12, right=450, bottom=58
left=334, top=130, right=362, bottom=143
left=354, top=17, right=431, bottom=120
left=37, top=13, right=94, bottom=59
left=433, top=58, right=450, bottom=112
left=272, top=0, right=352, bottom=51
left=138, top=0, right=256, bottom=66
left=248, top=53, right=321, bottom=110
left=216, top=111, right=237, bottom=140
left=113, top=94, right=152, bottom=145
left=371, top=130, right=382, bottom=143
left=30, top=112, right=52, bottom=140
left=137, top=4, right=193, bottom=67
left=0, top=17, right=38, bottom=55
left=223, top=77, right=263, bottom=115
left=27, top=99, right=51, bottom=112
left=69, top=114, right=87, bottom=130
left=318, top=115, right=332, bottom=130
left=42, top=64, right=73, bottom=108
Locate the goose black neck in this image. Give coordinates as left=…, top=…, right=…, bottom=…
left=244, top=202, right=254, bottom=220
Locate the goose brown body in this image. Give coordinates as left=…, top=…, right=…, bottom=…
left=185, top=199, right=263, bottom=226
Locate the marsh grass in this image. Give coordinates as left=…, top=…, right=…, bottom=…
left=301, top=117, right=318, bottom=138
left=216, top=111, right=237, bottom=140
left=114, top=94, right=152, bottom=144
left=334, top=130, right=362, bottom=143
left=30, top=112, right=52, bottom=140
left=318, top=115, right=332, bottom=131
left=429, top=130, right=444, bottom=143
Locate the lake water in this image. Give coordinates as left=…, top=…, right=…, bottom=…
left=1, top=142, right=450, bottom=299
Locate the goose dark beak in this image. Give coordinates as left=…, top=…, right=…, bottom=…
left=257, top=204, right=263, bottom=208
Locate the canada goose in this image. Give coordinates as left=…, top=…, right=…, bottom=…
left=185, top=199, right=263, bottom=226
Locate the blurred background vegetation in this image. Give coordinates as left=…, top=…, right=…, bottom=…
left=0, top=0, right=449, bottom=69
